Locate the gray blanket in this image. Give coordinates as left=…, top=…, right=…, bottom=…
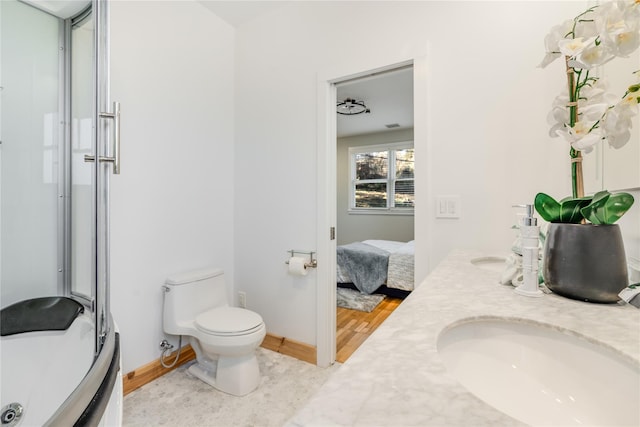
left=336, top=242, right=390, bottom=294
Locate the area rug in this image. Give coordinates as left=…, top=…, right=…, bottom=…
left=336, top=287, right=385, bottom=312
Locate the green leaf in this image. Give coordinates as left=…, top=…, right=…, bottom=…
left=559, top=197, right=592, bottom=223
left=535, top=193, right=594, bottom=223
left=628, top=83, right=640, bottom=93
left=534, top=193, right=561, bottom=222
left=581, top=191, right=635, bottom=224
left=580, top=190, right=610, bottom=225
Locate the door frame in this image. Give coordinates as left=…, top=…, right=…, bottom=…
left=315, top=52, right=430, bottom=367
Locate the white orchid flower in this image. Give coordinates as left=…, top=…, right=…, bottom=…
left=596, top=1, right=640, bottom=57
left=544, top=0, right=640, bottom=164
left=559, top=122, right=604, bottom=153
left=606, top=100, right=634, bottom=123
left=574, top=132, right=603, bottom=153
left=548, top=91, right=609, bottom=137
left=539, top=20, right=574, bottom=68
left=606, top=128, right=631, bottom=148
left=580, top=102, right=610, bottom=120
left=603, top=110, right=631, bottom=133
left=620, top=90, right=640, bottom=107
left=555, top=121, right=603, bottom=153
left=551, top=93, right=569, bottom=112
left=548, top=122, right=566, bottom=138
left=578, top=43, right=615, bottom=68
left=547, top=108, right=568, bottom=138
left=567, top=58, right=588, bottom=70
left=610, top=29, right=640, bottom=56
left=579, top=78, right=609, bottom=102
left=539, top=52, right=562, bottom=69
left=602, top=105, right=635, bottom=149
left=558, top=37, right=597, bottom=57
left=547, top=94, right=571, bottom=134
left=550, top=106, right=569, bottom=126
left=575, top=14, right=599, bottom=40
left=552, top=93, right=570, bottom=106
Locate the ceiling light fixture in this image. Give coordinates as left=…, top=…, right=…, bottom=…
left=337, top=98, right=371, bottom=115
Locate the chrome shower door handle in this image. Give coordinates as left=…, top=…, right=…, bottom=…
left=98, top=101, right=121, bottom=174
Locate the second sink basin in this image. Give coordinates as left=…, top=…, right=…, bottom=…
left=437, top=318, right=640, bottom=426
left=470, top=256, right=507, bottom=272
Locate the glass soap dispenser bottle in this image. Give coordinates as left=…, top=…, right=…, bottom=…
left=514, top=204, right=543, bottom=297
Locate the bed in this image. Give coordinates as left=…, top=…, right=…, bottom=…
left=337, top=240, right=415, bottom=295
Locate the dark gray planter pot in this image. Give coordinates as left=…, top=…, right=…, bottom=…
left=543, top=223, right=628, bottom=303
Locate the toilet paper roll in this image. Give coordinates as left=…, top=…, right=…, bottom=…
left=288, top=257, right=308, bottom=276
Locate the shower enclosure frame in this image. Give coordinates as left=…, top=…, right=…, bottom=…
left=16, top=0, right=113, bottom=355
left=58, top=0, right=112, bottom=357
left=1, top=0, right=121, bottom=424
left=47, top=0, right=120, bottom=422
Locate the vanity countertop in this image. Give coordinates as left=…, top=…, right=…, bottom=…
left=286, top=250, right=640, bottom=426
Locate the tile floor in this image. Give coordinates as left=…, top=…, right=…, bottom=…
left=122, top=348, right=339, bottom=427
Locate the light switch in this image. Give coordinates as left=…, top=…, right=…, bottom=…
left=439, top=199, right=448, bottom=215
left=436, top=195, right=460, bottom=218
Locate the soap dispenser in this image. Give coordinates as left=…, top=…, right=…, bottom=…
left=514, top=204, right=543, bottom=297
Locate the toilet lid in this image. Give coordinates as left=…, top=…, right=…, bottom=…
left=195, top=307, right=263, bottom=335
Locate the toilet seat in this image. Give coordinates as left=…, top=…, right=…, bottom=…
left=195, top=307, right=263, bottom=336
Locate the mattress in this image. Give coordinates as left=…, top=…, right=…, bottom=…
left=337, top=240, right=415, bottom=291
left=386, top=240, right=415, bottom=291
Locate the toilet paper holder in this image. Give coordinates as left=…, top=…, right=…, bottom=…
left=285, top=250, right=317, bottom=269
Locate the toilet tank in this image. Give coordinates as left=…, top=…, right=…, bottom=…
left=163, top=267, right=228, bottom=335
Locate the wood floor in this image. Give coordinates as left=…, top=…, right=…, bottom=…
left=336, top=296, right=403, bottom=363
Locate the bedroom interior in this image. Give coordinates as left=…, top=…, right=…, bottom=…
left=334, top=66, right=415, bottom=361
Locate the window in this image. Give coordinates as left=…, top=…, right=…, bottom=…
left=348, top=141, right=414, bottom=213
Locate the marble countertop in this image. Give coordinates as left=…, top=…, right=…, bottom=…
left=287, top=250, right=640, bottom=426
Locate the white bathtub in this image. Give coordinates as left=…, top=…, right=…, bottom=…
left=0, top=312, right=122, bottom=426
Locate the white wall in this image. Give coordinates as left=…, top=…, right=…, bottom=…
left=337, top=129, right=415, bottom=245
left=109, top=1, right=235, bottom=373
left=233, top=1, right=623, bottom=347
left=107, top=0, right=640, bottom=371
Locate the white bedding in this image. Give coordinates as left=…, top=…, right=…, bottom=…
left=336, top=240, right=415, bottom=291
left=387, top=240, right=415, bottom=291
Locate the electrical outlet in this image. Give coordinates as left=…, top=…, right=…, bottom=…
left=238, top=291, right=246, bottom=308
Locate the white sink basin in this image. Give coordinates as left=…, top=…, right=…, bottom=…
left=437, top=318, right=640, bottom=426
left=470, top=256, right=507, bottom=272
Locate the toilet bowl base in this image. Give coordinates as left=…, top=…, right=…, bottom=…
left=188, top=353, right=260, bottom=396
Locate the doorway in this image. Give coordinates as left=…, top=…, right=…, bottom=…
left=334, top=67, right=415, bottom=362
left=315, top=55, right=429, bottom=367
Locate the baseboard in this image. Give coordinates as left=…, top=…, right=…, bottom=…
left=122, top=333, right=317, bottom=396
left=123, top=344, right=196, bottom=396
left=260, top=333, right=317, bottom=365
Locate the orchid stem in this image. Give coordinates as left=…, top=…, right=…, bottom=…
left=565, top=55, right=585, bottom=198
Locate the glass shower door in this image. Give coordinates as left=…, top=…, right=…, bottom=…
left=69, top=6, right=96, bottom=306
left=94, top=0, right=115, bottom=354
left=69, top=0, right=113, bottom=355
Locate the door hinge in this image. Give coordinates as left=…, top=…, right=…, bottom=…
left=330, top=227, right=336, bottom=240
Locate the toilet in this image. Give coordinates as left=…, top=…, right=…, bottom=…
left=162, top=267, right=266, bottom=396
